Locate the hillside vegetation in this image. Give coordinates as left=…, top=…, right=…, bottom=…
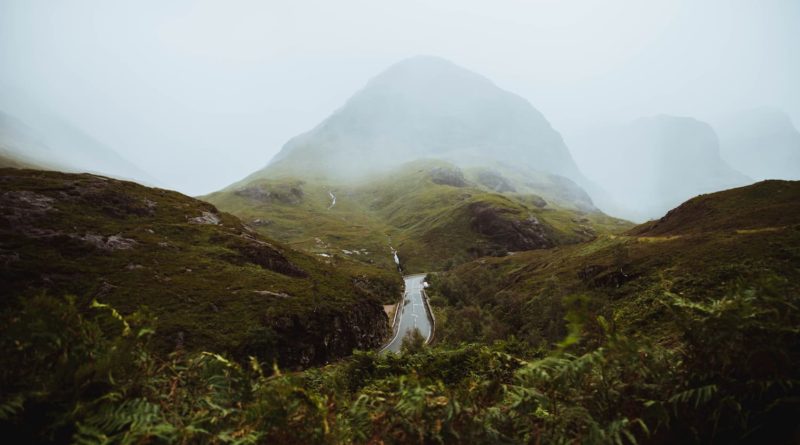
left=0, top=168, right=393, bottom=368
left=205, top=160, right=631, bottom=274
left=2, top=176, right=798, bottom=444
left=427, top=180, right=800, bottom=349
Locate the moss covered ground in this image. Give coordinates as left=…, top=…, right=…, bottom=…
left=0, top=168, right=394, bottom=368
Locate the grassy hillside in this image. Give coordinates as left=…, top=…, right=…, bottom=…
left=630, top=179, right=800, bottom=236
left=0, top=168, right=393, bottom=368
left=427, top=180, right=800, bottom=349
left=2, top=177, right=798, bottom=444
left=204, top=160, right=631, bottom=274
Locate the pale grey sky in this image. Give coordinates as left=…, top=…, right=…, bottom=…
left=1, top=0, right=798, bottom=194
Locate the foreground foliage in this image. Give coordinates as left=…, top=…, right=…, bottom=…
left=2, top=278, right=798, bottom=444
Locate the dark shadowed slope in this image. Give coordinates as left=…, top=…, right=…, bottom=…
left=629, top=179, right=800, bottom=236
left=0, top=168, right=390, bottom=368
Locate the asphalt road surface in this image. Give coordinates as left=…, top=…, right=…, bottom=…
left=383, top=274, right=432, bottom=353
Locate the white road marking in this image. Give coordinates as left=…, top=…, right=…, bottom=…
left=328, top=191, right=336, bottom=209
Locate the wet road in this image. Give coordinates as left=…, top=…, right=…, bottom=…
left=382, top=274, right=433, bottom=353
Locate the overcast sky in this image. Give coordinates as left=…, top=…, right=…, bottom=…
left=1, top=0, right=798, bottom=195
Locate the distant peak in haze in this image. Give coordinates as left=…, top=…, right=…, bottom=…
left=255, top=55, right=584, bottom=191
left=572, top=113, right=751, bottom=221
left=714, top=107, right=800, bottom=181
left=366, top=55, right=495, bottom=89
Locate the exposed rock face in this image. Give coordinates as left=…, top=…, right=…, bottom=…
left=76, top=233, right=137, bottom=251
left=525, top=175, right=593, bottom=210
left=430, top=166, right=467, bottom=187
left=234, top=183, right=304, bottom=205
left=475, top=169, right=516, bottom=193
left=1, top=190, right=56, bottom=226
left=469, top=202, right=555, bottom=253
left=225, top=234, right=308, bottom=278
left=188, top=211, right=221, bottom=225
left=251, top=299, right=388, bottom=368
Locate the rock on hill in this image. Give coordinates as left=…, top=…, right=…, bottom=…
left=0, top=168, right=390, bottom=368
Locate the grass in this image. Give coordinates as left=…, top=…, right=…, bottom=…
left=0, top=168, right=394, bottom=368
left=427, top=180, right=800, bottom=350
left=2, top=171, right=798, bottom=444
left=204, top=159, right=632, bottom=274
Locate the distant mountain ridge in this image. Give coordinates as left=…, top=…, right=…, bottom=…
left=0, top=91, right=158, bottom=185
left=715, top=108, right=800, bottom=181
left=570, top=115, right=751, bottom=221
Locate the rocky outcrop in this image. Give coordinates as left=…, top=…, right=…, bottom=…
left=75, top=233, right=137, bottom=251
left=475, top=169, right=516, bottom=193
left=212, top=231, right=308, bottom=277
left=188, top=211, right=221, bottom=225
left=469, top=202, right=555, bottom=253
left=234, top=182, right=304, bottom=205
left=245, top=298, right=388, bottom=369
left=430, top=166, right=467, bottom=187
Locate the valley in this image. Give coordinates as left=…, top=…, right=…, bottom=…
left=1, top=32, right=799, bottom=444
left=204, top=159, right=630, bottom=277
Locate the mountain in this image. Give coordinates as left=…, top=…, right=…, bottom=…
left=714, top=108, right=800, bottom=181
left=571, top=115, right=752, bottom=221
left=0, top=168, right=395, bottom=368
left=0, top=104, right=158, bottom=185
left=208, top=57, right=631, bottom=276
left=243, top=56, right=590, bottom=200
left=0, top=111, right=69, bottom=170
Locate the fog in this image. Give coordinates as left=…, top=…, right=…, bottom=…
left=1, top=0, right=799, bottom=198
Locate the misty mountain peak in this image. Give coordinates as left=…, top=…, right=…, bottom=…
left=363, top=55, right=495, bottom=92
left=262, top=56, right=583, bottom=186
left=715, top=108, right=800, bottom=181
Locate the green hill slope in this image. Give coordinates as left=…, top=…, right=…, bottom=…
left=630, top=179, right=800, bottom=236
left=3, top=179, right=798, bottom=444
left=0, top=168, right=392, bottom=368
left=428, top=180, right=800, bottom=348
left=204, top=160, right=631, bottom=274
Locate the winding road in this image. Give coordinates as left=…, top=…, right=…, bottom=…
left=382, top=274, right=434, bottom=353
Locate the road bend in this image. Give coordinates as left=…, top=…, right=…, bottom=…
left=382, top=274, right=433, bottom=353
